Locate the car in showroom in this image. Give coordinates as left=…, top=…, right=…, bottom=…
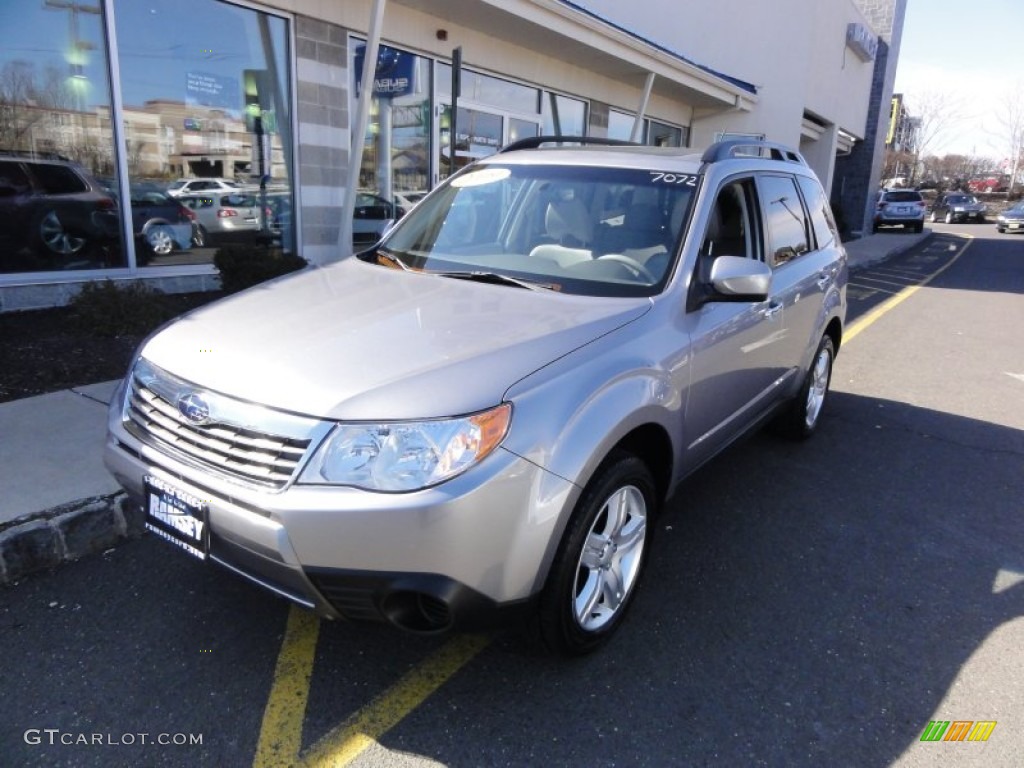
left=995, top=202, right=1024, bottom=233
left=166, top=177, right=240, bottom=198
left=105, top=137, right=847, bottom=655
left=123, top=185, right=195, bottom=258
left=177, top=189, right=262, bottom=245
left=928, top=192, right=986, bottom=224
left=0, top=151, right=119, bottom=268
left=873, top=188, right=926, bottom=233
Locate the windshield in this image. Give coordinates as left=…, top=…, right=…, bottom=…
left=373, top=163, right=698, bottom=297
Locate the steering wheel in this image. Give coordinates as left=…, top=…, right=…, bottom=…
left=596, top=253, right=657, bottom=282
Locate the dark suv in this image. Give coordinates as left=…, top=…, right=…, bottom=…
left=0, top=151, right=119, bottom=269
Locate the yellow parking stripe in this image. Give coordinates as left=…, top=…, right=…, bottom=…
left=253, top=606, right=321, bottom=768
left=844, top=235, right=973, bottom=344
left=301, top=633, right=492, bottom=767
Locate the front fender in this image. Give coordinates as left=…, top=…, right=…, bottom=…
left=501, top=332, right=687, bottom=591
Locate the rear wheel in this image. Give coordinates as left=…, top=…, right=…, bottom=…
left=145, top=224, right=175, bottom=256
left=774, top=334, right=835, bottom=439
left=36, top=210, right=86, bottom=256
left=538, top=452, right=656, bottom=656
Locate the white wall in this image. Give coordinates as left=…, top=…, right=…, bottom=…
left=575, top=0, right=876, bottom=166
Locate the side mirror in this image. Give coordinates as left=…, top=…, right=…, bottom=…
left=708, top=255, right=771, bottom=301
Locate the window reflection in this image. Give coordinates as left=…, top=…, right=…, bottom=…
left=0, top=1, right=124, bottom=273
left=113, top=0, right=293, bottom=263
left=355, top=43, right=430, bottom=248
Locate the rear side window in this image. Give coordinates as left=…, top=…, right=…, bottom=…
left=29, top=163, right=88, bottom=194
left=797, top=175, right=838, bottom=249
left=759, top=174, right=810, bottom=267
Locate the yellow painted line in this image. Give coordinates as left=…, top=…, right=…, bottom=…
left=253, top=605, right=321, bottom=768
left=844, top=235, right=973, bottom=344
left=300, top=633, right=492, bottom=767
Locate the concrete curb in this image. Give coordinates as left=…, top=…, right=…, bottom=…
left=0, top=493, right=144, bottom=585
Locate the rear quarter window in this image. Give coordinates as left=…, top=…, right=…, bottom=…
left=797, top=175, right=838, bottom=249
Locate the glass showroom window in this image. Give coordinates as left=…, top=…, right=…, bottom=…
left=608, top=109, right=685, bottom=147
left=541, top=92, right=586, bottom=137
left=353, top=42, right=430, bottom=247
left=0, top=2, right=125, bottom=274
left=113, top=0, right=293, bottom=264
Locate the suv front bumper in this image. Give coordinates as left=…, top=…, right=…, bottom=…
left=104, top=391, right=577, bottom=633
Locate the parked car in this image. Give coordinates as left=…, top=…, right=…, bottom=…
left=105, top=137, right=847, bottom=655
left=177, top=190, right=261, bottom=245
left=873, top=188, right=925, bottom=233
left=928, top=192, right=986, bottom=224
left=124, top=185, right=195, bottom=256
left=353, top=191, right=406, bottom=245
left=995, top=202, right=1024, bottom=234
left=167, top=177, right=240, bottom=198
left=0, top=151, right=118, bottom=265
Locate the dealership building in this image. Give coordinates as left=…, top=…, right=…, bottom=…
left=0, top=0, right=905, bottom=310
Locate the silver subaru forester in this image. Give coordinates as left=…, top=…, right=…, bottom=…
left=105, top=138, right=847, bottom=655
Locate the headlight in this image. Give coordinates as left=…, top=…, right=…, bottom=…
left=299, top=403, right=511, bottom=491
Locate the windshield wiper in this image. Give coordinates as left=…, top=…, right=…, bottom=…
left=371, top=248, right=413, bottom=271
left=430, top=270, right=559, bottom=292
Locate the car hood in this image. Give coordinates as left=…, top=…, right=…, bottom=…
left=140, top=257, right=650, bottom=420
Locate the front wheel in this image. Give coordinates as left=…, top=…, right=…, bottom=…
left=945, top=211, right=954, bottom=224
left=774, top=334, right=835, bottom=439
left=538, top=452, right=656, bottom=656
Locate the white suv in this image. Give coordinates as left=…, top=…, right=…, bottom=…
left=166, top=177, right=240, bottom=197
left=106, top=138, right=847, bottom=655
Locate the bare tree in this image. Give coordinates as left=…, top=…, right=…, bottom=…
left=991, top=81, right=1024, bottom=196
left=900, top=90, right=967, bottom=184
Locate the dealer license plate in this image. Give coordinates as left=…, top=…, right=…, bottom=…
left=144, top=475, right=208, bottom=560
left=1010, top=223, right=1020, bottom=230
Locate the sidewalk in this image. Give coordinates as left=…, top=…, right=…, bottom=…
left=0, top=228, right=933, bottom=584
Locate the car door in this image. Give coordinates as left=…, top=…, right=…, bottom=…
left=682, top=177, right=789, bottom=471
left=755, top=173, right=834, bottom=384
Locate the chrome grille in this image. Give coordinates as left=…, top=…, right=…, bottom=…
left=123, top=362, right=319, bottom=489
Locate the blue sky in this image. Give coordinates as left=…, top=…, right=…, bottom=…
left=894, top=0, right=1023, bottom=159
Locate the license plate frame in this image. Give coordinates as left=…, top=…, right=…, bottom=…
left=144, top=475, right=209, bottom=560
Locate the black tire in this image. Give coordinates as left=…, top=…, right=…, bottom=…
left=774, top=334, right=835, bottom=440
left=929, top=211, right=938, bottom=223
left=944, top=210, right=954, bottom=224
left=914, top=222, right=924, bottom=234
left=537, top=452, right=657, bottom=656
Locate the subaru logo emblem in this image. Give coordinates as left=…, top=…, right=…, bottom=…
left=177, top=392, right=211, bottom=425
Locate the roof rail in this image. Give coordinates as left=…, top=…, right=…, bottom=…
left=701, top=140, right=807, bottom=166
left=498, top=135, right=640, bottom=153
left=0, top=148, right=72, bottom=162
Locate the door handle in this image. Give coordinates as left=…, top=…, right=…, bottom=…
left=762, top=301, right=782, bottom=320
left=816, top=271, right=833, bottom=289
